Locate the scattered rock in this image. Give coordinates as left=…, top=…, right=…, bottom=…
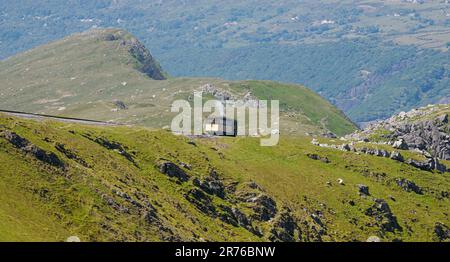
left=339, top=144, right=351, bottom=151
left=66, top=236, right=81, bottom=242
left=321, top=132, right=337, bottom=139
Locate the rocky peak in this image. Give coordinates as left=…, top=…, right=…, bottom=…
left=81, top=28, right=167, bottom=80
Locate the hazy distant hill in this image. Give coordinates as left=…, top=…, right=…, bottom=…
left=0, top=28, right=357, bottom=136
left=1, top=0, right=449, bottom=123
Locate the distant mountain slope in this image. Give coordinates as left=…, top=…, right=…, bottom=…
left=1, top=113, right=450, bottom=241
left=0, top=0, right=449, bottom=123
left=0, top=29, right=356, bottom=136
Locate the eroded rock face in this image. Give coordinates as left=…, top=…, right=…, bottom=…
left=1, top=130, right=64, bottom=168
left=365, top=199, right=401, bottom=233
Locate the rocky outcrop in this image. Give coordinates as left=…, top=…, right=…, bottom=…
left=85, top=29, right=166, bottom=80
left=357, top=184, right=370, bottom=196
left=158, top=160, right=190, bottom=182
left=1, top=130, right=64, bottom=168
left=235, top=182, right=277, bottom=222
left=55, top=143, right=90, bottom=168
left=365, top=199, right=401, bottom=233
left=193, top=169, right=226, bottom=198
left=311, top=139, right=447, bottom=172
left=406, top=158, right=446, bottom=172
left=269, top=207, right=298, bottom=242
left=184, top=188, right=216, bottom=216
left=434, top=222, right=450, bottom=242
left=395, top=178, right=422, bottom=194
left=306, top=153, right=330, bottom=163
left=347, top=105, right=450, bottom=160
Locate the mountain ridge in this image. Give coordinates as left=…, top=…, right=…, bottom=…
left=0, top=28, right=357, bottom=137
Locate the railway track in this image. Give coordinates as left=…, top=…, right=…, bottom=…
left=0, top=109, right=122, bottom=126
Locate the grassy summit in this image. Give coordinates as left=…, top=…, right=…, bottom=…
left=0, top=28, right=356, bottom=136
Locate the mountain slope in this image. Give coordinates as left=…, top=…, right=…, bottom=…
left=0, top=28, right=356, bottom=136
left=1, top=113, right=450, bottom=241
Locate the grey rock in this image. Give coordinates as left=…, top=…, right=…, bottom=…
left=390, top=151, right=404, bottom=162
left=392, top=139, right=408, bottom=150
left=193, top=170, right=226, bottom=198
left=306, top=153, right=330, bottom=163
left=365, top=199, right=402, bottom=233
left=357, top=184, right=370, bottom=196
left=113, top=100, right=128, bottom=110
left=158, top=161, right=189, bottom=182
left=434, top=222, right=450, bottom=242
left=269, top=207, right=298, bottom=242
left=395, top=178, right=422, bottom=194
left=184, top=188, right=216, bottom=216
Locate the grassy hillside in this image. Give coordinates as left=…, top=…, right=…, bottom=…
left=0, top=28, right=356, bottom=136
left=1, top=113, right=450, bottom=242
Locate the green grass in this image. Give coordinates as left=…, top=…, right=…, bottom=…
left=1, top=114, right=449, bottom=242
